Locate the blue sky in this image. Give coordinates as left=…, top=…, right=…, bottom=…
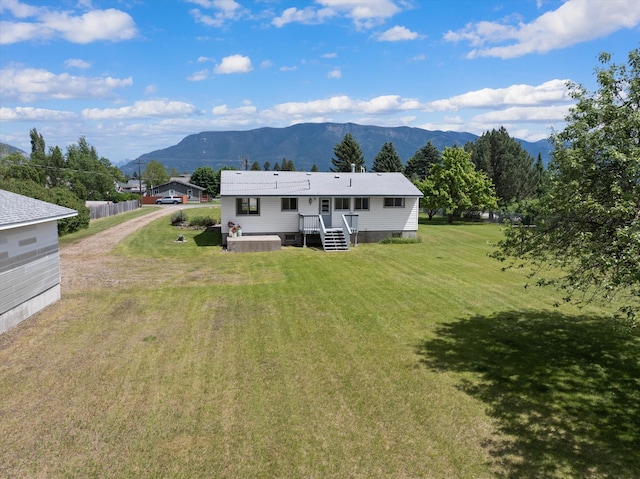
left=1, top=0, right=639, bottom=165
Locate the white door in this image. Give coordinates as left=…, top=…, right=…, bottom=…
left=320, top=198, right=331, bottom=227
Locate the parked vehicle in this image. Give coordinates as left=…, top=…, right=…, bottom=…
left=156, top=196, right=183, bottom=204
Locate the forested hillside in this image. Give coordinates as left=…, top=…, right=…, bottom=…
left=120, top=123, right=551, bottom=175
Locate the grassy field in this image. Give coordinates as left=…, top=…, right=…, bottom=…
left=1, top=215, right=639, bottom=478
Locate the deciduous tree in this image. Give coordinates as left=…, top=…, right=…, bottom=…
left=143, top=160, right=169, bottom=190
left=494, top=49, right=640, bottom=320
left=422, top=146, right=497, bottom=223
left=191, top=166, right=217, bottom=195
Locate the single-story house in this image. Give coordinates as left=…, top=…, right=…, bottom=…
left=0, top=190, right=78, bottom=334
left=220, top=170, right=423, bottom=250
left=151, top=180, right=205, bottom=203
left=118, top=178, right=147, bottom=195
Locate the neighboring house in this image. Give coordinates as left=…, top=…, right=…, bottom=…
left=151, top=180, right=205, bottom=203
left=118, top=179, right=147, bottom=195
left=220, top=170, right=423, bottom=250
left=0, top=190, right=77, bottom=334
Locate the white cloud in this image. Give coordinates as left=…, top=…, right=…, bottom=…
left=272, top=6, right=335, bottom=27
left=327, top=68, right=342, bottom=79
left=426, top=80, right=571, bottom=111
left=0, top=4, right=137, bottom=44
left=279, top=65, right=298, bottom=72
left=0, top=66, right=133, bottom=102
left=472, top=105, right=570, bottom=123
left=214, top=54, right=253, bottom=74
left=267, top=94, right=422, bottom=120
left=377, top=25, right=422, bottom=42
left=273, top=0, right=401, bottom=29
left=82, top=100, right=200, bottom=120
left=0, top=0, right=41, bottom=18
left=145, top=84, right=158, bottom=95
left=212, top=103, right=258, bottom=117
left=444, top=0, right=640, bottom=59
left=197, top=56, right=215, bottom=63
left=318, top=0, right=401, bottom=29
left=322, top=52, right=338, bottom=58
left=188, top=0, right=246, bottom=27
left=0, top=106, right=76, bottom=121
left=64, top=58, right=91, bottom=69
left=187, top=69, right=211, bottom=81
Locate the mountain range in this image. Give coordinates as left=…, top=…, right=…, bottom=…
left=120, top=123, right=553, bottom=176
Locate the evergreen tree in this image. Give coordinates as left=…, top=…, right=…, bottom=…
left=330, top=133, right=365, bottom=172
left=372, top=142, right=403, bottom=172
left=405, top=141, right=441, bottom=181
left=465, top=127, right=541, bottom=207
left=250, top=161, right=261, bottom=171
left=263, top=161, right=271, bottom=171
left=311, top=164, right=319, bottom=172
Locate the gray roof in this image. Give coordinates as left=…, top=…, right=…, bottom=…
left=156, top=179, right=205, bottom=191
left=0, top=189, right=78, bottom=230
left=221, top=171, right=423, bottom=197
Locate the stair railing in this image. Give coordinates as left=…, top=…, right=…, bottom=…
left=318, top=214, right=327, bottom=250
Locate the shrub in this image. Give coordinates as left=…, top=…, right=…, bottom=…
left=189, top=216, right=216, bottom=228
left=171, top=211, right=187, bottom=224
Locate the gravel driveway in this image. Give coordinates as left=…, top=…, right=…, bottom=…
left=59, top=207, right=181, bottom=293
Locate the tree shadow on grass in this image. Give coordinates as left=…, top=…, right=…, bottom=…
left=194, top=229, right=222, bottom=247
left=416, top=310, right=640, bottom=478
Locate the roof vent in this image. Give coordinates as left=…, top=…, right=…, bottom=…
left=334, top=175, right=340, bottom=178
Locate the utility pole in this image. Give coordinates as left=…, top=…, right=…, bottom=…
left=240, top=154, right=249, bottom=171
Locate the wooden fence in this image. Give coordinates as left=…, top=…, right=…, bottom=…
left=88, top=199, right=141, bottom=220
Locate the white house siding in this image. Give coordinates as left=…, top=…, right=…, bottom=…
left=353, top=197, right=419, bottom=231
left=0, top=222, right=61, bottom=333
left=222, top=197, right=309, bottom=235
left=222, top=196, right=418, bottom=236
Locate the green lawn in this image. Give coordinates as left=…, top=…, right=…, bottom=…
left=1, top=218, right=638, bottom=478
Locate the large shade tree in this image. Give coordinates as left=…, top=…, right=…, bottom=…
left=330, top=133, right=365, bottom=172
left=419, top=146, right=497, bottom=223
left=493, top=49, right=640, bottom=320
left=190, top=166, right=218, bottom=196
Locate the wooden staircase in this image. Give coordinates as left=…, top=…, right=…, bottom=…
left=323, top=229, right=349, bottom=251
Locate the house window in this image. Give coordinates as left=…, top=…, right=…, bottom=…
left=384, top=197, right=405, bottom=207
left=236, top=197, right=260, bottom=215
left=281, top=198, right=298, bottom=211
left=354, top=197, right=370, bottom=210
left=335, top=197, right=350, bottom=210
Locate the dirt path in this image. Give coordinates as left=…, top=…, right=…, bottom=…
left=59, top=207, right=179, bottom=294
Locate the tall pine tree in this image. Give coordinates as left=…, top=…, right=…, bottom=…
left=330, top=133, right=365, bottom=172
left=372, top=142, right=403, bottom=172
left=404, top=141, right=441, bottom=180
